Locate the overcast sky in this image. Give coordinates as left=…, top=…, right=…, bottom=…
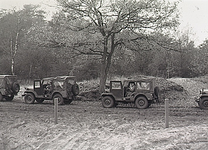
left=0, top=0, right=208, bottom=46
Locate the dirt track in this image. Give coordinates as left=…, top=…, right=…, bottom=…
left=1, top=96, right=208, bottom=150
left=1, top=78, right=208, bottom=149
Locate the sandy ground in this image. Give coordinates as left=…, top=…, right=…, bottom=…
left=1, top=77, right=208, bottom=150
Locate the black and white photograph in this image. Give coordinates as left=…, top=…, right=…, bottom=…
left=0, top=0, right=208, bottom=149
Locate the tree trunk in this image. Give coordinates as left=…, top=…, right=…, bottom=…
left=99, top=34, right=115, bottom=93
left=10, top=38, right=14, bottom=75
left=11, top=32, right=19, bottom=75
left=99, top=36, right=108, bottom=93
left=99, top=67, right=108, bottom=93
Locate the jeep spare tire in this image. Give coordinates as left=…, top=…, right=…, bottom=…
left=72, top=84, right=79, bottom=96
left=12, top=82, right=20, bottom=94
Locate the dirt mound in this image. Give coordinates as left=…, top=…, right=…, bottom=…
left=78, top=89, right=100, bottom=101
left=167, top=77, right=208, bottom=107
left=78, top=79, right=100, bottom=101
left=168, top=77, right=208, bottom=96
left=155, top=77, right=188, bottom=104
left=156, top=78, right=184, bottom=92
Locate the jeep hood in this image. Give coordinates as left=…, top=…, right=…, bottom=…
left=25, top=86, right=33, bottom=90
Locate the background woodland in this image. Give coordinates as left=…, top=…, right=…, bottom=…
left=1, top=0, right=208, bottom=91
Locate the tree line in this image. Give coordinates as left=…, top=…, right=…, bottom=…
left=0, top=0, right=208, bottom=92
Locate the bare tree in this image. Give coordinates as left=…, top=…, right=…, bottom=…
left=56, top=0, right=179, bottom=92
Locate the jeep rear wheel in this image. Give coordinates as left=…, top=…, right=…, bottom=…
left=135, top=96, right=148, bottom=109
left=64, top=99, right=73, bottom=104
left=5, top=94, right=14, bottom=101
left=102, top=96, right=115, bottom=108
left=53, top=94, right=64, bottom=105
left=36, top=99, right=44, bottom=104
left=148, top=101, right=152, bottom=107
left=68, top=99, right=73, bottom=104
left=199, top=97, right=208, bottom=110
left=25, top=93, right=35, bottom=104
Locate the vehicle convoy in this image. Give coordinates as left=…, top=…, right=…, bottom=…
left=101, top=78, right=160, bottom=109
left=0, top=75, right=20, bottom=101
left=196, top=88, right=208, bottom=109
left=22, top=76, right=79, bottom=105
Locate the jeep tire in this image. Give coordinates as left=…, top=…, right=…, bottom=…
left=53, top=93, right=64, bottom=105
left=12, top=82, right=20, bottom=94
left=36, top=99, right=44, bottom=104
left=199, top=97, right=208, bottom=110
left=135, top=96, right=148, bottom=109
left=64, top=98, right=73, bottom=104
left=68, top=99, right=73, bottom=104
left=25, top=93, right=35, bottom=104
left=72, top=84, right=79, bottom=96
left=102, top=96, right=115, bottom=108
left=5, top=94, right=14, bottom=101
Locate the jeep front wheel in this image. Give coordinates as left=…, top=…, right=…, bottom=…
left=102, top=96, right=115, bottom=108
left=25, top=93, right=35, bottom=104
left=53, top=94, right=64, bottom=105
left=199, top=97, right=208, bottom=109
left=135, top=96, right=148, bottom=109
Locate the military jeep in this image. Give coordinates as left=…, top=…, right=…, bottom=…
left=0, top=75, right=20, bottom=101
left=196, top=88, right=208, bottom=109
left=101, top=78, right=160, bottom=109
left=22, top=76, right=79, bottom=105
